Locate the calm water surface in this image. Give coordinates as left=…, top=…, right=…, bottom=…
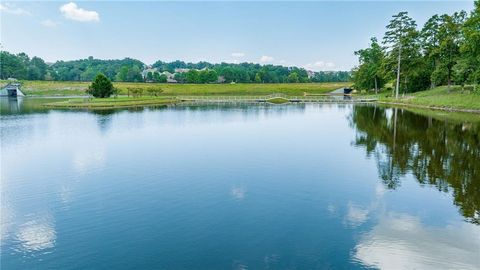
left=1, top=98, right=479, bottom=269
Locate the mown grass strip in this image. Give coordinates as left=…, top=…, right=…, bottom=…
left=43, top=97, right=178, bottom=109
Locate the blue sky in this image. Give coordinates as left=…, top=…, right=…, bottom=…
left=0, top=1, right=474, bottom=71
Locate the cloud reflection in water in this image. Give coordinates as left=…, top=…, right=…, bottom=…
left=353, top=213, right=480, bottom=269
left=15, top=216, right=56, bottom=252
left=231, top=186, right=247, bottom=201
left=345, top=203, right=370, bottom=227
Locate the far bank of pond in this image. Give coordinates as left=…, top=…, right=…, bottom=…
left=14, top=81, right=350, bottom=96
left=366, top=86, right=480, bottom=113
left=4, top=81, right=479, bottom=112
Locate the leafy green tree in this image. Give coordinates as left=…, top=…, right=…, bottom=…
left=174, top=73, right=186, bottom=83
left=383, top=12, right=418, bottom=97
left=197, top=69, right=217, bottom=83
left=354, top=37, right=386, bottom=93
left=199, top=70, right=209, bottom=83
left=112, top=87, right=120, bottom=98
left=219, top=67, right=235, bottom=82
left=146, top=72, right=154, bottom=82
left=28, top=56, right=48, bottom=80
left=0, top=51, right=27, bottom=79
left=152, top=72, right=161, bottom=82
left=186, top=69, right=200, bottom=83
left=453, top=59, right=473, bottom=90
left=158, top=74, right=168, bottom=83
left=459, top=0, right=480, bottom=89
left=87, top=73, right=114, bottom=98
left=146, top=87, right=163, bottom=96
left=80, top=67, right=99, bottom=81
left=115, top=66, right=129, bottom=82
left=206, top=70, right=218, bottom=83
left=288, top=72, right=299, bottom=83
left=311, top=71, right=351, bottom=82
left=421, top=14, right=442, bottom=88
left=128, top=87, right=143, bottom=97
left=435, top=12, right=467, bottom=90
left=126, top=65, right=143, bottom=82
left=254, top=73, right=262, bottom=83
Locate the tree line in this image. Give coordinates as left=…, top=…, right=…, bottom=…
left=0, top=52, right=351, bottom=84
left=353, top=1, right=480, bottom=95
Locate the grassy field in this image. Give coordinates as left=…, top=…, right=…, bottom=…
left=10, top=80, right=350, bottom=96
left=362, top=86, right=480, bottom=112
left=43, top=96, right=178, bottom=109
left=18, top=81, right=91, bottom=96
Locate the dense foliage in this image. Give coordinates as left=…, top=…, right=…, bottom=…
left=1, top=52, right=350, bottom=83
left=0, top=52, right=48, bottom=80
left=152, top=61, right=324, bottom=83
left=52, top=57, right=144, bottom=82
left=353, top=1, right=480, bottom=94
left=87, top=73, right=115, bottom=98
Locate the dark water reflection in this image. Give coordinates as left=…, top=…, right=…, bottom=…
left=350, top=106, right=480, bottom=224
left=1, top=99, right=479, bottom=269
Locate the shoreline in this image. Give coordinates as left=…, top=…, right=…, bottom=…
left=378, top=101, right=480, bottom=114
left=42, top=97, right=178, bottom=109
left=19, top=95, right=480, bottom=114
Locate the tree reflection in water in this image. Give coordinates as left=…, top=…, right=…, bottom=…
left=349, top=105, right=480, bottom=224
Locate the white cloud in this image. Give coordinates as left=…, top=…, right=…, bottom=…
left=231, top=52, right=245, bottom=58
left=0, top=3, right=31, bottom=16
left=60, top=2, right=99, bottom=22
left=260, top=55, right=274, bottom=63
left=304, top=61, right=336, bottom=71
left=41, top=19, right=59, bottom=27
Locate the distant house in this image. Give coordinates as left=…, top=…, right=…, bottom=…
left=217, top=76, right=226, bottom=84
left=161, top=71, right=175, bottom=80
left=174, top=68, right=190, bottom=73
left=142, top=67, right=159, bottom=80
left=307, top=70, right=315, bottom=79
left=160, top=71, right=177, bottom=83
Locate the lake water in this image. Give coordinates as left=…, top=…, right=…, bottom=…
left=1, top=98, right=479, bottom=269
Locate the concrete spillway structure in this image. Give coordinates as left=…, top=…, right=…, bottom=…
left=0, top=83, right=25, bottom=97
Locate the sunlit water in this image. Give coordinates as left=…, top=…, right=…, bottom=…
left=1, top=98, right=479, bottom=269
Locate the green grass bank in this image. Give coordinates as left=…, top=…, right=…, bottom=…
left=363, top=86, right=480, bottom=113
left=43, top=96, right=177, bottom=109
left=13, top=81, right=349, bottom=97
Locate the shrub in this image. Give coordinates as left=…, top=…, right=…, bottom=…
left=473, top=85, right=480, bottom=95
left=87, top=74, right=114, bottom=98
left=146, top=87, right=163, bottom=96
left=128, top=87, right=143, bottom=97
